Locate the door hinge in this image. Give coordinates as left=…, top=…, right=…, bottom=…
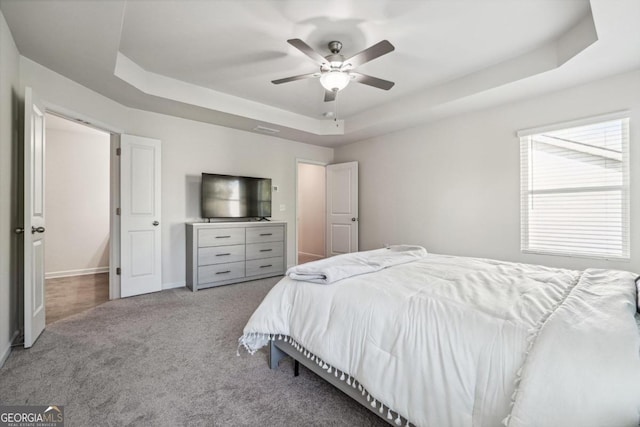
left=116, top=267, right=121, bottom=275
left=116, top=147, right=121, bottom=156
left=116, top=207, right=120, bottom=215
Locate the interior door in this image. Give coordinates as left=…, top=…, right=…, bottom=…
left=23, top=87, right=46, bottom=348
left=120, top=135, right=162, bottom=297
left=326, top=161, right=358, bottom=256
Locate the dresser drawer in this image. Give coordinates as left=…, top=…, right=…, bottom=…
left=198, top=261, right=245, bottom=284
left=246, top=226, right=284, bottom=244
left=246, top=241, right=284, bottom=260
left=198, top=227, right=245, bottom=247
left=198, top=244, right=245, bottom=265
left=246, top=257, right=284, bottom=277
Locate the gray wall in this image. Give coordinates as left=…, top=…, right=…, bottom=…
left=335, top=69, right=640, bottom=273
left=0, top=10, right=20, bottom=365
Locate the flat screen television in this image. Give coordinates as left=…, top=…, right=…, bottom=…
left=201, top=173, right=272, bottom=219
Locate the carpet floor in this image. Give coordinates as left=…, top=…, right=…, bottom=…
left=0, top=277, right=387, bottom=426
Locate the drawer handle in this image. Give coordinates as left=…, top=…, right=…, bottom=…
left=259, top=249, right=273, bottom=252
left=259, top=233, right=273, bottom=236
left=216, top=235, right=231, bottom=239
left=216, top=270, right=231, bottom=275
left=216, top=253, right=231, bottom=257
left=260, top=264, right=273, bottom=268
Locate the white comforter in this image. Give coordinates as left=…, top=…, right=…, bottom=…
left=240, top=254, right=640, bottom=427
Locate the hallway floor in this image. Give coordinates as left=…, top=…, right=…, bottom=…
left=45, top=273, right=109, bottom=324
left=297, top=253, right=324, bottom=264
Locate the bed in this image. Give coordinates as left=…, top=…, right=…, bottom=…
left=239, top=247, right=640, bottom=427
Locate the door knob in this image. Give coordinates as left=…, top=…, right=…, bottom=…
left=31, top=226, right=45, bottom=234
left=152, top=221, right=160, bottom=226
left=15, top=227, right=24, bottom=234
left=351, top=218, right=356, bottom=222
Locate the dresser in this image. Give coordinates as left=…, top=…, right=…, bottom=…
left=186, top=221, right=287, bottom=291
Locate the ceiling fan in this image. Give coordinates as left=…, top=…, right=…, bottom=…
left=272, top=39, right=395, bottom=102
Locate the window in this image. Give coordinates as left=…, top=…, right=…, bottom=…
left=519, top=115, right=630, bottom=259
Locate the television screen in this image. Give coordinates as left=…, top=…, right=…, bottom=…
left=201, top=173, right=272, bottom=219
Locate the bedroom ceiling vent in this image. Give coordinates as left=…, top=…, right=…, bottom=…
left=253, top=125, right=280, bottom=135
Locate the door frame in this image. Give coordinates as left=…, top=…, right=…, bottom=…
left=41, top=103, right=124, bottom=301
left=294, top=158, right=328, bottom=267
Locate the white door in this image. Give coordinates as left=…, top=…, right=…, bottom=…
left=326, top=161, right=358, bottom=256
left=23, top=87, right=46, bottom=348
left=120, top=135, right=162, bottom=297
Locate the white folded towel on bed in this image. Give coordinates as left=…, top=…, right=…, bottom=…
left=286, top=245, right=427, bottom=284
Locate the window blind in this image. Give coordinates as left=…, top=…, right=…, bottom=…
left=520, top=117, right=630, bottom=259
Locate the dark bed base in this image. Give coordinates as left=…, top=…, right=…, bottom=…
left=269, top=339, right=410, bottom=426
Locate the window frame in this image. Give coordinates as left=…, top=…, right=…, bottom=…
left=518, top=112, right=631, bottom=260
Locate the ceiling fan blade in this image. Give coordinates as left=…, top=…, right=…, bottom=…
left=287, top=39, right=328, bottom=66
left=272, top=73, right=319, bottom=85
left=342, top=40, right=395, bottom=69
left=350, top=72, right=395, bottom=90
left=324, top=89, right=337, bottom=102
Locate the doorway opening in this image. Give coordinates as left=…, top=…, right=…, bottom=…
left=43, top=113, right=111, bottom=324
left=296, top=161, right=326, bottom=265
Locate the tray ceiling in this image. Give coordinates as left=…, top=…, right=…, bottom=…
left=1, top=0, right=639, bottom=146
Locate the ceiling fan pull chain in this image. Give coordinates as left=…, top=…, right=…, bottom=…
left=334, top=92, right=339, bottom=122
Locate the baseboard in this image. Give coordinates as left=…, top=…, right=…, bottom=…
left=45, top=267, right=109, bottom=279
left=298, top=252, right=324, bottom=260
left=163, top=281, right=185, bottom=290
left=0, top=330, right=19, bottom=368
left=0, top=342, right=10, bottom=368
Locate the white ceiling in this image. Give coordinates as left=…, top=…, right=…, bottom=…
left=1, top=0, right=639, bottom=147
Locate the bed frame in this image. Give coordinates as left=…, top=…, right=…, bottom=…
left=269, top=339, right=409, bottom=426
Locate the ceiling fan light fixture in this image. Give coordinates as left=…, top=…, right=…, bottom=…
left=320, top=70, right=350, bottom=92
left=273, top=39, right=395, bottom=102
